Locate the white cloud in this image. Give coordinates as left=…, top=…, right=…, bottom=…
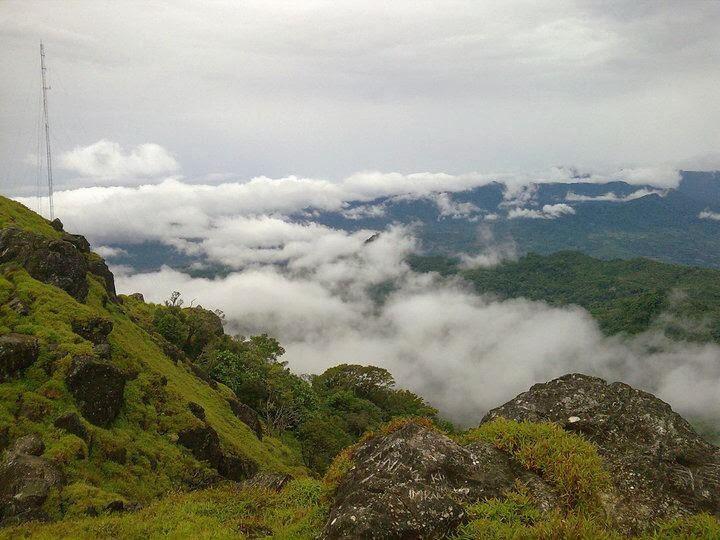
left=116, top=246, right=720, bottom=427
left=565, top=188, right=666, bottom=202
left=60, top=140, right=179, bottom=180
left=93, top=245, right=128, bottom=258
left=507, top=203, right=576, bottom=220
left=699, top=210, right=720, bottom=221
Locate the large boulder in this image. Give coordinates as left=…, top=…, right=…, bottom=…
left=86, top=255, right=117, bottom=302
left=0, top=333, right=39, bottom=381
left=323, top=422, right=555, bottom=539
left=177, top=424, right=258, bottom=482
left=483, top=373, right=720, bottom=533
left=227, top=398, right=263, bottom=439
left=177, top=424, right=223, bottom=469
left=0, top=227, right=89, bottom=301
left=53, top=412, right=89, bottom=441
left=65, top=356, right=126, bottom=427
left=0, top=435, right=64, bottom=524
left=71, top=316, right=113, bottom=345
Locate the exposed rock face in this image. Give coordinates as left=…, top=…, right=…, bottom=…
left=483, top=373, right=720, bottom=533
left=11, top=435, right=45, bottom=457
left=0, top=227, right=89, bottom=301
left=323, top=422, right=554, bottom=539
left=177, top=425, right=223, bottom=469
left=65, top=356, right=126, bottom=427
left=228, top=398, right=263, bottom=439
left=177, top=424, right=258, bottom=482
left=187, top=401, right=206, bottom=420
left=218, top=453, right=259, bottom=482
left=61, top=232, right=90, bottom=253
left=0, top=435, right=64, bottom=524
left=0, top=227, right=117, bottom=303
left=86, top=256, right=117, bottom=301
left=71, top=316, right=113, bottom=345
left=0, top=333, right=39, bottom=382
left=53, top=412, right=89, bottom=441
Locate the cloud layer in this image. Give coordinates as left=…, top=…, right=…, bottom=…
left=60, top=140, right=179, bottom=180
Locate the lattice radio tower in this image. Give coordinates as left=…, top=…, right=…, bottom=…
left=39, top=42, right=54, bottom=220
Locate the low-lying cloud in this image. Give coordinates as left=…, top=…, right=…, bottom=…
left=114, top=225, right=720, bottom=427
left=566, top=188, right=666, bottom=203
left=508, top=203, right=576, bottom=220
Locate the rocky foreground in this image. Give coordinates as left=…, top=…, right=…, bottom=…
left=323, top=374, right=720, bottom=539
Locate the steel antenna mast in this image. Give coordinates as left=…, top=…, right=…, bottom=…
left=40, top=42, right=54, bottom=220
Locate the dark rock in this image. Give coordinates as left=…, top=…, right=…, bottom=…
left=188, top=401, right=206, bottom=420
left=53, top=412, right=89, bottom=441
left=218, top=453, right=258, bottom=482
left=228, top=398, right=262, bottom=439
left=157, top=339, right=185, bottom=364
left=177, top=425, right=222, bottom=469
left=0, top=447, right=64, bottom=523
left=242, top=472, right=292, bottom=492
left=50, top=218, right=63, bottom=231
left=323, top=422, right=554, bottom=539
left=65, top=355, right=126, bottom=427
left=129, top=293, right=144, bottom=302
left=87, top=256, right=117, bottom=302
left=62, top=232, right=90, bottom=253
left=7, top=297, right=29, bottom=316
left=105, top=500, right=125, bottom=513
left=0, top=333, right=39, bottom=382
left=10, top=434, right=45, bottom=456
left=0, top=227, right=89, bottom=301
left=483, top=373, right=720, bottom=533
left=71, top=316, right=113, bottom=345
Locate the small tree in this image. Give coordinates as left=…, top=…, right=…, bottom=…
left=165, top=291, right=184, bottom=307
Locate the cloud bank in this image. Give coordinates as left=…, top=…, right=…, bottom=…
left=60, top=140, right=179, bottom=180
left=115, top=238, right=720, bottom=427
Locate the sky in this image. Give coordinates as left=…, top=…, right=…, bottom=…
left=3, top=1, right=720, bottom=423
left=2, top=0, right=720, bottom=195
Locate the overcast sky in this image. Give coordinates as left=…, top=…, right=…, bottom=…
left=2, top=0, right=720, bottom=195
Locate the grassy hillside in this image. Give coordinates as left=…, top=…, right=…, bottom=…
left=0, top=199, right=305, bottom=521
left=410, top=251, right=720, bottom=340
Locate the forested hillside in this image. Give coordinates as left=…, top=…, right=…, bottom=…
left=410, top=251, right=720, bottom=340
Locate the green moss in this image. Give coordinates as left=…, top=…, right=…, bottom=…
left=645, top=514, right=720, bottom=539
left=461, top=419, right=610, bottom=512
left=0, top=197, right=61, bottom=239
left=0, top=479, right=328, bottom=539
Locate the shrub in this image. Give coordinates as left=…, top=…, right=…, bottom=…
left=461, top=418, right=610, bottom=511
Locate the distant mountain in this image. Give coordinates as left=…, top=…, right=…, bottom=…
left=105, top=171, right=720, bottom=273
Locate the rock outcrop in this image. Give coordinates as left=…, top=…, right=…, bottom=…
left=228, top=398, right=263, bottom=439
left=0, top=226, right=118, bottom=303
left=0, top=227, right=90, bottom=301
left=71, top=316, right=113, bottom=345
left=177, top=424, right=258, bottom=482
left=53, top=412, right=89, bottom=441
left=483, top=373, right=720, bottom=533
left=0, top=333, right=39, bottom=382
left=0, top=435, right=64, bottom=524
left=323, top=422, right=555, bottom=539
left=65, top=355, right=126, bottom=427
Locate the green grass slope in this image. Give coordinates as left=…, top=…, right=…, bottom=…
left=0, top=199, right=304, bottom=520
